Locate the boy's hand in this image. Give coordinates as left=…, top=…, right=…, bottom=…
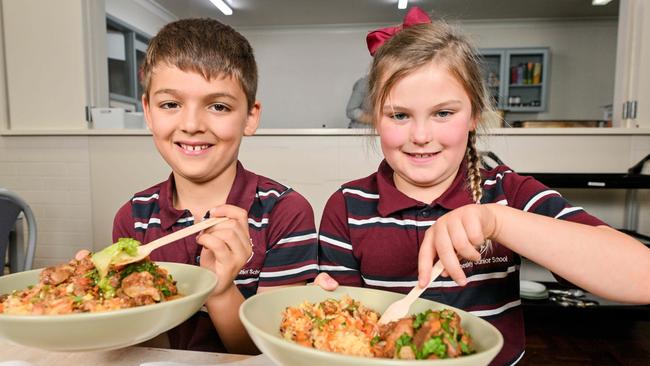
left=313, top=273, right=339, bottom=291
left=418, top=203, right=497, bottom=287
left=197, top=205, right=253, bottom=297
left=74, top=249, right=91, bottom=261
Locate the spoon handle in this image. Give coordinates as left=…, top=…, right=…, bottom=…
left=409, top=260, right=445, bottom=299
left=142, top=217, right=229, bottom=254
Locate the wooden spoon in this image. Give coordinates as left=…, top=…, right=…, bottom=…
left=378, top=260, right=445, bottom=325
left=111, top=217, right=229, bottom=267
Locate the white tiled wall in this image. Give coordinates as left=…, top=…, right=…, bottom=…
left=0, top=136, right=93, bottom=268
left=1, top=133, right=649, bottom=269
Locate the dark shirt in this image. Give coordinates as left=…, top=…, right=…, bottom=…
left=318, top=160, right=605, bottom=365
left=113, top=161, right=318, bottom=351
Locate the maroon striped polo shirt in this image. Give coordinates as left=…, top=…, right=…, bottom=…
left=318, top=159, right=605, bottom=365
left=113, top=161, right=318, bottom=352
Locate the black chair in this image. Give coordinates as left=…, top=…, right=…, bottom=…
left=0, top=188, right=37, bottom=275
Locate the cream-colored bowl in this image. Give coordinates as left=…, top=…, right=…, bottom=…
left=240, top=286, right=503, bottom=366
left=0, top=262, right=217, bottom=352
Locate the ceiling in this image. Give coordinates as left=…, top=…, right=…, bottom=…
left=152, top=0, right=619, bottom=28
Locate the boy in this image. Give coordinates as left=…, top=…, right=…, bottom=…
left=111, top=18, right=318, bottom=353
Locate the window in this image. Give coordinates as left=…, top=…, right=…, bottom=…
left=106, top=17, right=149, bottom=112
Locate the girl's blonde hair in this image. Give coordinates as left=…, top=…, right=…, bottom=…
left=368, top=21, right=496, bottom=203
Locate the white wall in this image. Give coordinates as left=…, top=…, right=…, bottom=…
left=105, top=0, right=176, bottom=37
left=241, top=19, right=617, bottom=129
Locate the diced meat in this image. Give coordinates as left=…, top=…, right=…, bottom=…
left=398, top=345, right=416, bottom=359
left=121, top=271, right=161, bottom=302
left=40, top=264, right=74, bottom=285
left=381, top=317, right=414, bottom=357
left=413, top=317, right=442, bottom=348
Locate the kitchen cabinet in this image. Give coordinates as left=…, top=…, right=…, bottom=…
left=480, top=47, right=550, bottom=113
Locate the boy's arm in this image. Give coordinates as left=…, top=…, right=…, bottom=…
left=257, top=190, right=318, bottom=289
left=198, top=205, right=258, bottom=354
left=318, top=190, right=363, bottom=286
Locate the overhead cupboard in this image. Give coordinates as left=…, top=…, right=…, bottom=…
left=480, top=47, right=550, bottom=113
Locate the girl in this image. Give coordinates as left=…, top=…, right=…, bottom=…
left=316, top=7, right=650, bottom=365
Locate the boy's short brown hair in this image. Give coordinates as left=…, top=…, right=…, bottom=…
left=141, top=18, right=257, bottom=111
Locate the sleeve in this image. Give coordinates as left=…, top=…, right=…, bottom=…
left=345, top=78, right=366, bottom=121
left=503, top=170, right=607, bottom=227
left=501, top=169, right=608, bottom=286
left=112, top=200, right=137, bottom=243
left=258, top=190, right=319, bottom=287
left=318, top=189, right=363, bottom=286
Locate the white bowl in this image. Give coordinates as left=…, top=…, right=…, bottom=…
left=240, top=286, right=503, bottom=366
left=0, top=262, right=217, bottom=351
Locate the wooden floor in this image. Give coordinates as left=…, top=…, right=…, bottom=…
left=520, top=307, right=650, bottom=366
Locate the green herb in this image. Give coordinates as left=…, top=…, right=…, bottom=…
left=120, top=261, right=158, bottom=280
left=71, top=295, right=84, bottom=304
left=419, top=336, right=447, bottom=359
left=160, top=285, right=171, bottom=297
left=370, top=335, right=381, bottom=346
left=460, top=341, right=473, bottom=354
left=441, top=319, right=450, bottom=333
left=395, top=333, right=414, bottom=356
left=413, top=309, right=432, bottom=329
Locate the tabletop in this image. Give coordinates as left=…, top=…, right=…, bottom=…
left=0, top=342, right=252, bottom=366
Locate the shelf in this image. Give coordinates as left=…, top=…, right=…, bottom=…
left=522, top=281, right=650, bottom=319
left=518, top=172, right=650, bottom=189
left=509, top=84, right=542, bottom=88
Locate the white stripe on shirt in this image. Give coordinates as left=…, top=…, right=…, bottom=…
left=134, top=217, right=161, bottom=229
left=257, top=189, right=282, bottom=198
left=319, top=234, right=353, bottom=250
left=248, top=218, right=269, bottom=227
left=349, top=217, right=435, bottom=227
left=342, top=188, right=380, bottom=199
left=483, top=170, right=513, bottom=186
left=132, top=193, right=159, bottom=202
left=259, top=263, right=319, bottom=278
left=234, top=277, right=259, bottom=285
left=523, top=189, right=561, bottom=212
left=319, top=265, right=357, bottom=272
left=276, top=233, right=318, bottom=245
left=555, top=206, right=584, bottom=219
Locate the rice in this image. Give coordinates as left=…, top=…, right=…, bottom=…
left=280, top=295, right=380, bottom=357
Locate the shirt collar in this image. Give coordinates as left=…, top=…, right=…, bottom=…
left=376, top=159, right=475, bottom=216
left=158, top=161, right=258, bottom=230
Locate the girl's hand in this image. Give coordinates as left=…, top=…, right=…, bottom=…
left=313, top=273, right=339, bottom=291
left=197, top=205, right=253, bottom=297
left=418, top=203, right=498, bottom=287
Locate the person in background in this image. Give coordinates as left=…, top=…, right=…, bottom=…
left=315, top=7, right=650, bottom=365
left=345, top=75, right=370, bottom=128
left=107, top=18, right=317, bottom=354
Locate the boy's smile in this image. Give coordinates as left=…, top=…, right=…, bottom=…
left=143, top=64, right=260, bottom=185
left=377, top=60, right=475, bottom=203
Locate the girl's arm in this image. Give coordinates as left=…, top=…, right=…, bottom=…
left=419, top=203, right=650, bottom=304
left=489, top=204, right=650, bottom=303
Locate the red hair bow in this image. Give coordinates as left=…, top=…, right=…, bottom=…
left=366, top=7, right=432, bottom=56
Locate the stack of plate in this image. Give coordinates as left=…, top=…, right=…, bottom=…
left=520, top=280, right=549, bottom=300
